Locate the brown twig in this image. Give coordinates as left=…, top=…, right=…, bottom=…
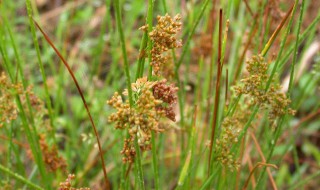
left=204, top=1, right=217, bottom=126
left=250, top=132, right=278, bottom=190
left=242, top=162, right=278, bottom=190
left=233, top=15, right=258, bottom=84
left=235, top=131, right=248, bottom=190
left=208, top=9, right=223, bottom=173
left=243, top=0, right=254, bottom=18
left=0, top=135, right=29, bottom=149
left=33, top=19, right=111, bottom=189
left=225, top=69, right=229, bottom=107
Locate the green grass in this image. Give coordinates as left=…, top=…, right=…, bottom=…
left=0, top=0, right=320, bottom=189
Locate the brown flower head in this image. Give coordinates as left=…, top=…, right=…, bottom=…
left=107, top=77, right=178, bottom=163
left=146, top=14, right=182, bottom=77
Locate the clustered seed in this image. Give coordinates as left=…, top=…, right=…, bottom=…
left=142, top=14, right=182, bottom=77
left=0, top=72, right=23, bottom=128
left=215, top=106, right=251, bottom=171
left=39, top=134, right=67, bottom=172
left=59, top=174, right=91, bottom=190
left=27, top=134, right=67, bottom=172
left=153, top=79, right=178, bottom=121
left=107, top=77, right=177, bottom=163
left=234, top=55, right=295, bottom=123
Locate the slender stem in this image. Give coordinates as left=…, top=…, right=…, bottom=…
left=175, top=0, right=210, bottom=71
left=145, top=1, right=160, bottom=189
left=279, top=12, right=320, bottom=70
left=265, top=4, right=295, bottom=90
left=0, top=21, right=49, bottom=188
left=0, top=164, right=44, bottom=190
left=147, top=0, right=155, bottom=78
left=260, top=4, right=294, bottom=57
left=288, top=0, right=305, bottom=96
left=114, top=0, right=145, bottom=189
left=208, top=9, right=223, bottom=174
left=241, top=162, right=277, bottom=190
left=256, top=2, right=299, bottom=188
left=114, top=0, right=133, bottom=106
left=25, top=0, right=55, bottom=141
left=33, top=20, right=111, bottom=189
left=151, top=131, right=159, bottom=190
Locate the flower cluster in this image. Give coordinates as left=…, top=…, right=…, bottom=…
left=107, top=77, right=177, bottom=163
left=215, top=106, right=251, bottom=170
left=0, top=72, right=23, bottom=128
left=38, top=134, right=67, bottom=172
left=27, top=134, right=67, bottom=172
left=234, top=55, right=295, bottom=123
left=59, top=174, right=90, bottom=190
left=153, top=79, right=178, bottom=121
left=142, top=14, right=182, bottom=77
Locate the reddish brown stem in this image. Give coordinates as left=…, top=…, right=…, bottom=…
left=33, top=20, right=111, bottom=189
left=243, top=0, right=254, bottom=18
left=250, top=132, right=278, bottom=190
left=208, top=9, right=223, bottom=173
left=204, top=1, right=217, bottom=126
left=233, top=15, right=258, bottom=84
left=242, top=162, right=277, bottom=190
left=225, top=68, right=229, bottom=107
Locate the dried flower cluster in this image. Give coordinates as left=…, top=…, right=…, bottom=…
left=59, top=174, right=90, bottom=190
left=38, top=134, right=67, bottom=172
left=142, top=14, right=182, bottom=77
left=27, top=134, right=67, bottom=172
left=107, top=77, right=177, bottom=163
left=215, top=107, right=251, bottom=170
left=0, top=72, right=23, bottom=128
left=153, top=79, right=178, bottom=121
left=234, top=55, right=295, bottom=122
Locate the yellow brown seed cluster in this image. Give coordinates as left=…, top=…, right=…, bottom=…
left=58, top=174, right=91, bottom=190
left=107, top=77, right=177, bottom=163
left=0, top=72, right=23, bottom=127
left=147, top=14, right=182, bottom=76
left=215, top=106, right=251, bottom=171
left=234, top=55, right=295, bottom=122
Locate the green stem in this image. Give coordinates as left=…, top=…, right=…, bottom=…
left=114, top=0, right=133, bottom=106
left=175, top=0, right=210, bottom=71
left=0, top=164, right=45, bottom=190
left=0, top=27, right=50, bottom=189
left=288, top=0, right=305, bottom=96
left=265, top=3, right=296, bottom=91
left=25, top=0, right=55, bottom=142
left=256, top=0, right=300, bottom=188
left=114, top=0, right=144, bottom=189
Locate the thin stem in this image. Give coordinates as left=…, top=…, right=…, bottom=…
left=175, top=0, right=210, bottom=71
left=114, top=0, right=145, bottom=189
left=114, top=0, right=133, bottom=106
left=260, top=4, right=294, bottom=57
left=33, top=20, right=111, bottom=189
left=208, top=9, right=223, bottom=174
left=0, top=164, right=44, bottom=190
left=25, top=0, right=55, bottom=141
left=242, top=162, right=277, bottom=190
left=265, top=3, right=295, bottom=90
left=288, top=0, right=305, bottom=96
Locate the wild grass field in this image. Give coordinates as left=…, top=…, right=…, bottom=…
left=0, top=0, right=320, bottom=189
